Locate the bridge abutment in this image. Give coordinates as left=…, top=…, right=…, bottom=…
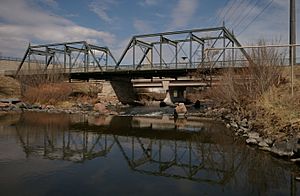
left=110, top=77, right=138, bottom=105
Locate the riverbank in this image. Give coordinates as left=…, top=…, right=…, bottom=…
left=1, top=98, right=300, bottom=163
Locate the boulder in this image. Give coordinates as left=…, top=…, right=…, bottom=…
left=264, top=138, right=274, bottom=146
left=194, top=100, right=201, bottom=109
left=246, top=138, right=258, bottom=145
left=270, top=138, right=298, bottom=157
left=258, top=140, right=269, bottom=147
left=0, top=102, right=10, bottom=108
left=247, top=132, right=260, bottom=139
left=159, top=101, right=167, bottom=107
left=174, top=103, right=187, bottom=118
left=163, top=91, right=174, bottom=106
left=94, top=103, right=108, bottom=114
left=239, top=118, right=248, bottom=127
left=230, top=122, right=238, bottom=129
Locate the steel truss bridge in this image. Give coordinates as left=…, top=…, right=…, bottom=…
left=10, top=26, right=251, bottom=81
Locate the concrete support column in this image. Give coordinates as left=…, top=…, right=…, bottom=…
left=110, top=77, right=138, bottom=105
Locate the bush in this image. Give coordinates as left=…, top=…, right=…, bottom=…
left=207, top=41, right=285, bottom=107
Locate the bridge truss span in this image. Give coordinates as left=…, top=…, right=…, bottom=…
left=116, top=26, right=250, bottom=72
left=15, top=41, right=117, bottom=76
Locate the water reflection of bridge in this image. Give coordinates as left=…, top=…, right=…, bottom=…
left=15, top=115, right=243, bottom=185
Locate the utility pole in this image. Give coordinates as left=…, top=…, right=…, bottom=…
left=290, top=0, right=296, bottom=96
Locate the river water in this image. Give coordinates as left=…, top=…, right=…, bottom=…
left=0, top=111, right=299, bottom=196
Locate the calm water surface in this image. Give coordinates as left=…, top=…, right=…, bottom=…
left=0, top=111, right=299, bottom=196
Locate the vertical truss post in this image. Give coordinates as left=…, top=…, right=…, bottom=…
left=175, top=44, right=178, bottom=69
left=86, top=49, right=89, bottom=73
left=231, top=41, right=234, bottom=67
left=106, top=51, right=108, bottom=71
left=223, top=31, right=226, bottom=67
left=64, top=44, right=67, bottom=72
left=189, top=33, right=192, bottom=68
left=151, top=48, right=153, bottom=69
left=45, top=47, right=48, bottom=70
left=52, top=53, right=55, bottom=70
left=160, top=35, right=163, bottom=69
left=69, top=50, right=72, bottom=73
left=28, top=52, right=31, bottom=71
left=201, top=44, right=205, bottom=64
left=133, top=38, right=136, bottom=70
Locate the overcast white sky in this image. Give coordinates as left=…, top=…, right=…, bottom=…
left=0, top=0, right=299, bottom=58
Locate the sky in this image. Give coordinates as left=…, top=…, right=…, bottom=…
left=0, top=0, right=299, bottom=58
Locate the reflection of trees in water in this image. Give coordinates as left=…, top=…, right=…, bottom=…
left=10, top=113, right=297, bottom=193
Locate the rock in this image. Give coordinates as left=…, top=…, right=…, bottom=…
left=246, top=138, right=258, bottom=145
left=174, top=103, right=187, bottom=118
left=32, top=104, right=41, bottom=109
left=94, top=103, right=108, bottom=113
left=226, top=123, right=231, bottom=128
left=230, top=122, right=238, bottom=129
left=15, top=102, right=27, bottom=109
left=240, top=126, right=250, bottom=133
left=194, top=100, right=201, bottom=109
left=239, top=118, right=248, bottom=127
left=0, top=102, right=10, bottom=108
left=270, top=139, right=298, bottom=157
left=259, top=147, right=271, bottom=151
left=258, top=140, right=269, bottom=147
left=45, top=105, right=55, bottom=110
left=264, top=138, right=273, bottom=146
left=223, top=114, right=232, bottom=121
left=247, top=132, right=260, bottom=139
left=218, top=108, right=230, bottom=116
left=159, top=101, right=167, bottom=107
left=0, top=98, right=21, bottom=104
left=290, top=158, right=300, bottom=162
left=163, top=91, right=174, bottom=106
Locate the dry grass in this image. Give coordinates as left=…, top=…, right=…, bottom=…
left=23, top=83, right=72, bottom=105
left=208, top=41, right=285, bottom=108
left=199, top=41, right=300, bottom=136
left=255, top=78, right=300, bottom=135
left=0, top=75, right=21, bottom=98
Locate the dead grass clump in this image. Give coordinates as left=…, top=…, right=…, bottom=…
left=208, top=41, right=285, bottom=109
left=256, top=79, right=300, bottom=135
left=16, top=67, right=67, bottom=95
left=23, top=83, right=72, bottom=105
left=0, top=75, right=21, bottom=98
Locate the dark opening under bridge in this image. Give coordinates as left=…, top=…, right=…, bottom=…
left=6, top=26, right=252, bottom=104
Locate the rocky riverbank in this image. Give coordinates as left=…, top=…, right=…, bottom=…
left=1, top=97, right=300, bottom=163
left=0, top=100, right=123, bottom=116
left=192, top=105, right=300, bottom=161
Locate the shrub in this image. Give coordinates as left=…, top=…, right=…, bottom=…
left=207, top=41, right=285, bottom=108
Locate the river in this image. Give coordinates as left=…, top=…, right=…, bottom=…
left=0, top=111, right=299, bottom=196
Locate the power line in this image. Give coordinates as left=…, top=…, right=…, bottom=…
left=225, top=0, right=250, bottom=27
left=231, top=0, right=260, bottom=30
left=237, top=0, right=275, bottom=35
left=215, top=0, right=236, bottom=26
